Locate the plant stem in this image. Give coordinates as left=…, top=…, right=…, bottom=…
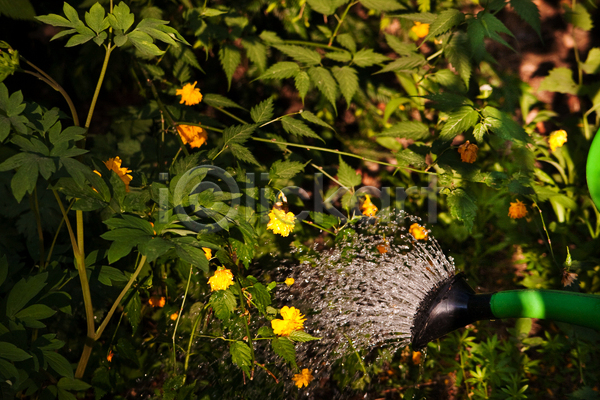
left=252, top=137, right=435, bottom=174
left=259, top=111, right=302, bottom=128
left=310, top=163, right=345, bottom=187
left=173, top=263, right=194, bottom=375
left=52, top=190, right=79, bottom=258
left=329, top=1, right=358, bottom=46
left=184, top=309, right=206, bottom=380
left=85, top=44, right=113, bottom=129
left=214, top=106, right=249, bottom=125
left=301, top=219, right=336, bottom=235
left=31, top=187, right=45, bottom=269
left=533, top=203, right=557, bottom=266
left=46, top=199, right=75, bottom=265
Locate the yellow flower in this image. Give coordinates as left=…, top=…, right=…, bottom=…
left=95, top=156, right=133, bottom=192
left=361, top=194, right=378, bottom=217
left=292, top=368, right=313, bottom=388
left=106, top=350, right=114, bottom=362
left=267, top=208, right=296, bottom=237
left=409, top=223, right=428, bottom=240
left=412, top=351, right=422, bottom=365
left=176, top=81, right=203, bottom=106
left=203, top=247, right=212, bottom=260
left=548, top=129, right=567, bottom=152
left=411, top=21, right=430, bottom=38
left=271, top=306, right=306, bottom=336
left=149, top=296, right=166, bottom=307
left=170, top=312, right=179, bottom=321
left=285, top=277, right=295, bottom=286
left=458, top=141, right=478, bottom=163
left=508, top=199, right=528, bottom=219
left=177, top=125, right=207, bottom=148
left=208, top=268, right=234, bottom=291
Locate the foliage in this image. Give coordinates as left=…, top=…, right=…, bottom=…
left=0, top=0, right=599, bottom=398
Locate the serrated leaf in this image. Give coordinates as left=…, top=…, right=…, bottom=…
left=301, top=110, right=335, bottom=131
left=223, top=124, right=257, bottom=145
left=289, top=330, right=321, bottom=342
left=203, top=93, right=245, bottom=110
left=210, top=289, right=237, bottom=320
left=338, top=156, right=361, bottom=188
left=396, top=148, right=426, bottom=167
left=378, top=121, right=430, bottom=140
left=425, top=93, right=471, bottom=111
left=274, top=44, right=321, bottom=66
left=336, top=33, right=356, bottom=53
left=385, top=34, right=417, bottom=56
left=250, top=98, right=274, bottom=124
left=271, top=337, right=297, bottom=368
left=446, top=188, right=477, bottom=232
left=269, top=159, right=306, bottom=180
left=352, top=48, right=389, bottom=67
left=294, top=70, right=310, bottom=103
left=325, top=51, right=352, bottom=62
left=230, top=341, right=252, bottom=372
left=306, top=0, right=346, bottom=15
left=510, top=0, right=541, bottom=38
left=85, top=2, right=109, bottom=34
left=444, top=33, right=472, bottom=88
left=538, top=67, right=579, bottom=95
left=482, top=106, right=529, bottom=142
left=439, top=106, right=479, bottom=141
left=181, top=48, right=204, bottom=72
left=309, top=211, right=340, bottom=228
left=360, top=0, right=405, bottom=11
left=308, top=66, right=338, bottom=112
left=259, top=30, right=283, bottom=44
left=424, top=9, right=464, bottom=41
left=376, top=54, right=426, bottom=74
left=397, top=12, right=436, bottom=23
left=332, top=66, right=358, bottom=107
left=230, top=143, right=260, bottom=165
left=281, top=117, right=322, bottom=141
left=258, top=61, right=300, bottom=80
left=466, top=18, right=486, bottom=61
left=241, top=37, right=267, bottom=72
left=473, top=122, right=488, bottom=142
left=566, top=3, right=593, bottom=31
left=108, top=2, right=135, bottom=32
left=219, top=45, right=241, bottom=90
left=124, top=290, right=141, bottom=331
left=582, top=48, right=600, bottom=74
left=480, top=12, right=515, bottom=51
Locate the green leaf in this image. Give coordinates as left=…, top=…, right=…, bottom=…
left=332, top=66, right=358, bottom=107
left=6, top=272, right=47, bottom=318
left=250, top=97, right=274, bottom=124
left=269, top=159, right=306, bottom=180
left=128, top=30, right=164, bottom=56
left=0, top=358, right=19, bottom=380
left=289, top=330, right=321, bottom=342
left=230, top=143, right=260, bottom=166
left=272, top=337, right=297, bottom=367
left=15, top=304, right=56, bottom=321
left=336, top=33, right=356, bottom=53
left=43, top=350, right=74, bottom=379
left=203, top=93, right=245, bottom=110
left=246, top=282, right=271, bottom=314
left=36, top=13, right=74, bottom=28
left=258, top=61, right=300, bottom=80
left=306, top=0, right=348, bottom=15
left=444, top=33, right=472, bottom=88
left=210, top=289, right=237, bottom=320
left=223, top=124, right=257, bottom=145
left=96, top=265, right=128, bottom=286
left=230, top=341, right=252, bottom=372
left=538, top=67, right=579, bottom=95
left=139, top=237, right=173, bottom=263
left=259, top=30, right=283, bottom=44
left=378, top=121, right=430, bottom=140
left=424, top=9, right=464, bottom=41
left=0, top=255, right=7, bottom=287
left=108, top=3, right=135, bottom=32
left=219, top=45, right=242, bottom=90
left=397, top=12, right=436, bottom=23
left=466, top=18, right=486, bottom=61
left=480, top=12, right=515, bottom=51
left=376, top=54, right=426, bottom=74
left=309, top=211, right=340, bottom=228
left=325, top=51, right=352, bottom=62
left=85, top=2, right=109, bottom=34
left=385, top=34, right=417, bottom=56
left=57, top=377, right=91, bottom=391
left=124, top=290, right=141, bottom=331
left=352, top=48, right=389, bottom=67
left=473, top=122, right=487, bottom=142
left=482, top=106, right=529, bottom=142
left=63, top=2, right=81, bottom=25
left=360, top=0, right=405, bottom=11
left=241, top=37, right=267, bottom=72
left=274, top=44, right=321, bottom=66
left=281, top=117, right=322, bottom=141
left=582, top=48, right=600, bottom=74
left=0, top=0, right=35, bottom=20
left=0, top=342, right=31, bottom=361
left=446, top=188, right=477, bottom=231
left=439, top=106, right=479, bottom=141
left=396, top=148, right=426, bottom=167
left=301, top=110, right=335, bottom=131
left=566, top=3, right=593, bottom=31
left=308, top=66, right=338, bottom=112
left=116, top=338, right=140, bottom=367
left=174, top=241, right=209, bottom=271
left=338, top=156, right=361, bottom=188
left=510, top=0, right=541, bottom=38
left=294, top=70, right=310, bottom=103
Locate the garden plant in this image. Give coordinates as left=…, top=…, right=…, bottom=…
left=0, top=0, right=599, bottom=398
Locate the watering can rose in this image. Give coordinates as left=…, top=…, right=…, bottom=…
left=271, top=306, right=306, bottom=336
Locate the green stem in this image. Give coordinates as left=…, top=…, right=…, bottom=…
left=237, top=281, right=256, bottom=375
left=85, top=44, right=113, bottom=129
left=31, top=187, right=45, bottom=269
left=259, top=111, right=302, bottom=128
left=301, top=219, right=336, bottom=235
left=184, top=309, right=205, bottom=380
left=173, top=264, right=194, bottom=375
left=52, top=190, right=79, bottom=255
left=20, top=58, right=80, bottom=126
left=46, top=199, right=75, bottom=265
left=329, top=1, right=358, bottom=46
left=532, top=203, right=557, bottom=266
left=214, top=106, right=249, bottom=125
left=310, top=163, right=345, bottom=187
left=344, top=334, right=367, bottom=376
left=174, top=121, right=224, bottom=133
left=252, top=137, right=435, bottom=174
